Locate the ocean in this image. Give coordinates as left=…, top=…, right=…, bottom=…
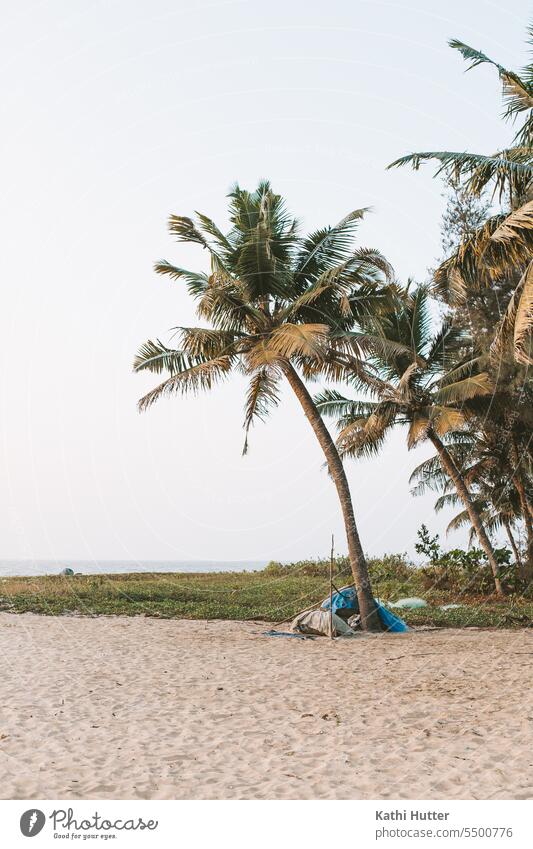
left=0, top=559, right=269, bottom=577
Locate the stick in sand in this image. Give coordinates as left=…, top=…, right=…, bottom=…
left=272, top=541, right=341, bottom=629
left=329, top=535, right=334, bottom=640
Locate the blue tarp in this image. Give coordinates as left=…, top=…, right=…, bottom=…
left=376, top=603, right=409, bottom=632
left=321, top=587, right=409, bottom=633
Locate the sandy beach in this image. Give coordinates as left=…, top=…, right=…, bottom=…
left=0, top=612, right=531, bottom=800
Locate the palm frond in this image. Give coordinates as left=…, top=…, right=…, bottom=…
left=175, top=327, right=239, bottom=359
left=196, top=285, right=267, bottom=332
left=425, top=319, right=468, bottom=369
left=194, top=212, right=233, bottom=252
left=437, top=356, right=486, bottom=388
left=167, top=215, right=229, bottom=273
left=133, top=340, right=196, bottom=375
left=242, top=367, right=281, bottom=454
left=265, top=323, right=329, bottom=360
left=409, top=454, right=443, bottom=487
left=449, top=39, right=504, bottom=72
left=409, top=285, right=433, bottom=355
left=434, top=211, right=533, bottom=299
left=329, top=330, right=415, bottom=364
left=154, top=262, right=210, bottom=298
left=337, top=408, right=396, bottom=459
left=491, top=260, right=533, bottom=364
left=434, top=492, right=461, bottom=512
left=293, top=209, right=369, bottom=288
left=388, top=149, right=533, bottom=200
left=397, top=361, right=419, bottom=399
left=446, top=508, right=472, bottom=534
left=388, top=149, right=530, bottom=176
left=491, top=199, right=533, bottom=244
left=407, top=414, right=430, bottom=448
left=432, top=407, right=468, bottom=436
left=452, top=38, right=533, bottom=111
left=138, top=356, right=234, bottom=411
left=433, top=372, right=492, bottom=405
left=314, top=388, right=378, bottom=420
left=513, top=262, right=533, bottom=365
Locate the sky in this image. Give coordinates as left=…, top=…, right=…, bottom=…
left=0, top=0, right=530, bottom=563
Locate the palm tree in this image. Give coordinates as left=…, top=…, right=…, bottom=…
left=388, top=27, right=533, bottom=365
left=134, top=181, right=396, bottom=631
left=410, top=432, right=528, bottom=578
left=315, top=284, right=505, bottom=595
left=441, top=407, right=533, bottom=579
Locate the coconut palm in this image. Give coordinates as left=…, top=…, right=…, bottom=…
left=410, top=432, right=528, bottom=578
left=388, top=26, right=533, bottom=365
left=134, top=181, right=397, bottom=631
left=440, top=403, right=533, bottom=578
left=443, top=487, right=525, bottom=577
left=315, top=284, right=505, bottom=595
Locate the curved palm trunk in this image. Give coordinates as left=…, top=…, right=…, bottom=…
left=511, top=476, right=533, bottom=581
left=282, top=363, right=381, bottom=631
left=503, top=518, right=524, bottom=581
left=428, top=430, right=504, bottom=596
left=510, top=443, right=533, bottom=581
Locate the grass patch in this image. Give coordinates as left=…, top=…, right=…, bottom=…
left=0, top=560, right=531, bottom=628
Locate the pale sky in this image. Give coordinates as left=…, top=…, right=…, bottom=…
left=0, top=0, right=529, bottom=563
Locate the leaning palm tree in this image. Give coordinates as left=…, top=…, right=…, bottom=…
left=410, top=432, right=527, bottom=577
left=389, top=26, right=533, bottom=364
left=134, top=181, right=397, bottom=631
left=315, top=284, right=505, bottom=595
left=443, top=488, right=525, bottom=577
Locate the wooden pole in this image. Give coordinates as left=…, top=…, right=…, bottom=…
left=329, top=534, right=334, bottom=640
left=272, top=550, right=341, bottom=629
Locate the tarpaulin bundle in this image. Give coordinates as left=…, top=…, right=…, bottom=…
left=292, top=609, right=355, bottom=638
left=321, top=587, right=409, bottom=633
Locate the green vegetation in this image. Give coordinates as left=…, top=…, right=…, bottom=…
left=1, top=556, right=531, bottom=628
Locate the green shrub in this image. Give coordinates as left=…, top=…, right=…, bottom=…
left=263, top=557, right=352, bottom=578
left=415, top=524, right=521, bottom=595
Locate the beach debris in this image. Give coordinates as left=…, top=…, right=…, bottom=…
left=262, top=629, right=316, bottom=640
left=291, top=609, right=355, bottom=638
left=321, top=586, right=409, bottom=632
left=440, top=604, right=462, bottom=611
left=503, top=613, right=530, bottom=625
left=271, top=586, right=408, bottom=637
left=389, top=597, right=427, bottom=609
left=321, top=712, right=340, bottom=723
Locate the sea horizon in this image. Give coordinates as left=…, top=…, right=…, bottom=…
left=0, top=558, right=270, bottom=577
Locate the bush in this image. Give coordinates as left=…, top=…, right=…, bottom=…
left=367, top=553, right=413, bottom=582
left=263, top=557, right=352, bottom=578
left=263, top=553, right=415, bottom=590
left=263, top=540, right=527, bottom=601
left=415, top=524, right=519, bottom=595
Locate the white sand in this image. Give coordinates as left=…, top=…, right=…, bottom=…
left=0, top=612, right=532, bottom=799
